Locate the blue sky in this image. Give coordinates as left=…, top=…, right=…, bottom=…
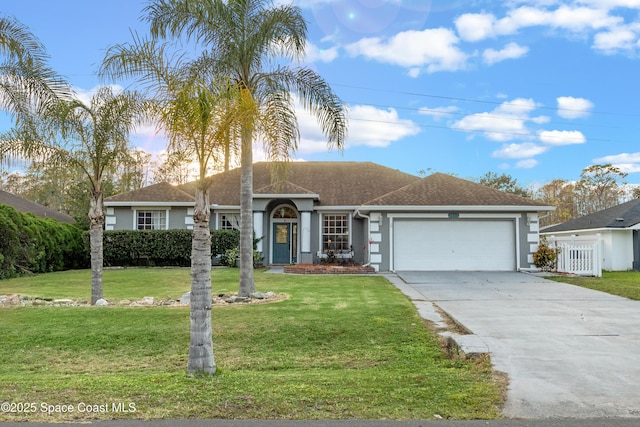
left=3, top=0, right=640, bottom=187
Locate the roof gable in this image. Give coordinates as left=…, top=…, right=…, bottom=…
left=543, top=199, right=640, bottom=232
left=364, top=172, right=548, bottom=207
left=254, top=180, right=317, bottom=196
left=0, top=189, right=74, bottom=223
left=106, top=182, right=195, bottom=203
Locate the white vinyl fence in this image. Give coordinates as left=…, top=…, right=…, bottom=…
left=548, top=234, right=602, bottom=277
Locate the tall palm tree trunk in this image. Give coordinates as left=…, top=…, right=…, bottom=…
left=188, top=185, right=216, bottom=375
left=88, top=190, right=104, bottom=305
left=238, top=129, right=255, bottom=297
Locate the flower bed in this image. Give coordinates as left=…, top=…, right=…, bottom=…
left=283, top=264, right=376, bottom=274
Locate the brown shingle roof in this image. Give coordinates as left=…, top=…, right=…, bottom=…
left=364, top=172, right=549, bottom=207
left=0, top=189, right=75, bottom=223
left=255, top=181, right=317, bottom=195
left=105, top=182, right=195, bottom=203
left=189, top=162, right=420, bottom=206
left=106, top=163, right=552, bottom=209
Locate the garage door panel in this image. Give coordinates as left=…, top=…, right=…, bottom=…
left=393, top=220, right=515, bottom=271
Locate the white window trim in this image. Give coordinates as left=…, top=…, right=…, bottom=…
left=132, top=208, right=170, bottom=230
left=318, top=212, right=352, bottom=254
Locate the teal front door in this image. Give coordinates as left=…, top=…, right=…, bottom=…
left=273, top=223, right=291, bottom=264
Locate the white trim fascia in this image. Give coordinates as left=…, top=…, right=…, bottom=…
left=315, top=206, right=360, bottom=212
left=212, top=205, right=240, bottom=210
left=541, top=225, right=640, bottom=234
left=388, top=212, right=522, bottom=219
left=541, top=227, right=620, bottom=236
left=254, top=193, right=319, bottom=200
left=359, top=205, right=554, bottom=212
left=105, top=201, right=194, bottom=207
left=130, top=206, right=173, bottom=211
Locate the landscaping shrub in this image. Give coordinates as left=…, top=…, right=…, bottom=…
left=0, top=204, right=87, bottom=279
left=103, top=229, right=240, bottom=267
left=533, top=236, right=558, bottom=271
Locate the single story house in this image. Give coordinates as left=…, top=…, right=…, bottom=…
left=541, top=199, right=640, bottom=271
left=0, top=189, right=74, bottom=224
left=105, top=162, right=553, bottom=272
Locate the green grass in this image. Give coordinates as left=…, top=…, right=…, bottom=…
left=546, top=270, right=640, bottom=300
left=0, top=268, right=504, bottom=421
left=0, top=268, right=192, bottom=301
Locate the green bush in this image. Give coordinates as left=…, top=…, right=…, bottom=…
left=103, top=228, right=241, bottom=267
left=0, top=204, right=87, bottom=279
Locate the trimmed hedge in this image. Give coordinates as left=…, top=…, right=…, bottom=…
left=0, top=204, right=88, bottom=279
left=103, top=229, right=240, bottom=267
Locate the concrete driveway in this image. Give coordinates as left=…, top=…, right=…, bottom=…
left=392, top=271, right=640, bottom=419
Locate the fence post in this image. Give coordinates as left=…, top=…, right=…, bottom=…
left=594, top=233, right=602, bottom=277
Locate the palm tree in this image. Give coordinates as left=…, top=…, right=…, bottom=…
left=145, top=0, right=348, bottom=296
left=0, top=87, right=150, bottom=304
left=100, top=35, right=246, bottom=375
left=0, top=14, right=71, bottom=119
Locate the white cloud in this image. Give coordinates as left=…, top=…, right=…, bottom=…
left=496, top=5, right=621, bottom=35
left=592, top=151, right=640, bottom=173
left=515, top=158, right=539, bottom=168
left=593, top=26, right=638, bottom=52
left=73, top=84, right=124, bottom=105
left=455, top=12, right=497, bottom=42
left=492, top=142, right=549, bottom=159
left=296, top=104, right=420, bottom=153
left=452, top=98, right=538, bottom=141
left=531, top=115, right=551, bottom=124
left=418, top=106, right=459, bottom=121
left=556, top=96, right=594, bottom=118
left=483, top=42, right=529, bottom=64
left=345, top=28, right=468, bottom=73
left=538, top=130, right=587, bottom=145
left=303, top=42, right=339, bottom=63
left=594, top=152, right=640, bottom=163
left=455, top=4, right=632, bottom=56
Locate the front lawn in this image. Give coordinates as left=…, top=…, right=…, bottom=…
left=546, top=270, right=640, bottom=300
left=0, top=268, right=504, bottom=421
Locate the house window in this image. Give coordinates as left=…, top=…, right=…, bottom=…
left=220, top=214, right=240, bottom=230
left=322, top=214, right=349, bottom=251
left=137, top=210, right=167, bottom=230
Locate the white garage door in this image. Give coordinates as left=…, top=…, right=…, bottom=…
left=393, top=220, right=516, bottom=271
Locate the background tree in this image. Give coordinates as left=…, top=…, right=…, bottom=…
left=533, top=179, right=578, bottom=227
left=575, top=164, right=627, bottom=216
left=145, top=0, right=348, bottom=297
left=476, top=171, right=530, bottom=197
left=0, top=86, right=150, bottom=304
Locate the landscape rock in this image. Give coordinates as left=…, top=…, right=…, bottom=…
left=4, top=294, right=21, bottom=306
left=94, top=298, right=109, bottom=306
left=250, top=292, right=269, bottom=299
left=139, top=296, right=155, bottom=305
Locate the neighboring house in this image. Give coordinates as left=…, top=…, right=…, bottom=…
left=0, top=189, right=74, bottom=224
left=105, top=162, right=553, bottom=272
left=541, top=199, right=640, bottom=271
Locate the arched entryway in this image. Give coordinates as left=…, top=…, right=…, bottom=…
left=271, top=204, right=299, bottom=264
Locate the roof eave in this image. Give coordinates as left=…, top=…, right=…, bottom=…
left=358, top=205, right=555, bottom=213
left=253, top=193, right=320, bottom=200
left=104, top=201, right=195, bottom=207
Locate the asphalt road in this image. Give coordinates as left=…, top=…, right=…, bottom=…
left=2, top=418, right=640, bottom=427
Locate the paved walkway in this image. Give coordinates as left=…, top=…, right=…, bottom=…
left=389, top=271, right=640, bottom=419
